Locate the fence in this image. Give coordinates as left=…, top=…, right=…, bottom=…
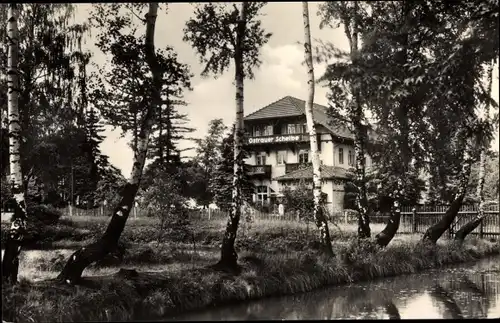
left=59, top=205, right=149, bottom=218
left=60, top=203, right=500, bottom=239
left=343, top=204, right=500, bottom=239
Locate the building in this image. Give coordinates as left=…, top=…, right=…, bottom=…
left=243, top=95, right=374, bottom=214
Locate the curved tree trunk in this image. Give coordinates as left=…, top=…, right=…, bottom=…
left=216, top=2, right=248, bottom=270
left=375, top=200, right=401, bottom=248
left=423, top=144, right=473, bottom=244
left=455, top=60, right=494, bottom=243
left=423, top=193, right=466, bottom=244
left=374, top=2, right=413, bottom=247
left=454, top=213, right=492, bottom=242
left=302, top=1, right=334, bottom=256
left=57, top=3, right=160, bottom=284
left=2, top=3, right=28, bottom=285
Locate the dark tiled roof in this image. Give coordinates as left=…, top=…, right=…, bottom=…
left=245, top=96, right=304, bottom=120
left=244, top=95, right=354, bottom=140
left=274, top=165, right=352, bottom=181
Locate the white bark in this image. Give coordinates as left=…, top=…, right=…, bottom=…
left=303, top=2, right=331, bottom=247
left=2, top=3, right=27, bottom=284
left=476, top=61, right=494, bottom=221
left=231, top=2, right=247, bottom=226
left=7, top=4, right=24, bottom=212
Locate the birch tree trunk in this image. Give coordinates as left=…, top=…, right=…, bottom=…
left=302, top=1, right=333, bottom=256
left=375, top=1, right=414, bottom=247
left=2, top=3, right=27, bottom=284
left=423, top=138, right=474, bottom=244
left=57, top=3, right=160, bottom=283
left=344, top=1, right=370, bottom=239
left=455, top=60, right=494, bottom=242
left=217, top=2, right=248, bottom=270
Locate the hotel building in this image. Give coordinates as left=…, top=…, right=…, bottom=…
left=244, top=95, right=374, bottom=214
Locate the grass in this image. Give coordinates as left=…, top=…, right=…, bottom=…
left=2, top=215, right=380, bottom=250
left=2, top=213, right=500, bottom=322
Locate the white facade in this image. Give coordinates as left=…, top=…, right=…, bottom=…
left=243, top=95, right=375, bottom=214
left=245, top=129, right=372, bottom=214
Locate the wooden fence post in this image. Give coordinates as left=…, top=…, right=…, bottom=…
left=479, top=210, right=484, bottom=239
left=412, top=207, right=417, bottom=233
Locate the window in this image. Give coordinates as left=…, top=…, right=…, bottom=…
left=338, top=148, right=344, bottom=165
left=256, top=153, right=267, bottom=165
left=287, top=124, right=297, bottom=134
left=365, top=155, right=370, bottom=167
left=256, top=186, right=269, bottom=205
left=253, top=125, right=273, bottom=137
left=348, top=150, right=354, bottom=166
left=284, top=123, right=308, bottom=134
left=276, top=151, right=287, bottom=165
left=298, top=150, right=309, bottom=164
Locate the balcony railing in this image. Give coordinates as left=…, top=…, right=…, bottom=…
left=246, top=133, right=310, bottom=145
left=246, top=164, right=272, bottom=178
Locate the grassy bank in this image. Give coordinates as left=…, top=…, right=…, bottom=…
left=3, top=235, right=499, bottom=322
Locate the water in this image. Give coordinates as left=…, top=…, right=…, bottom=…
left=172, top=256, right=500, bottom=320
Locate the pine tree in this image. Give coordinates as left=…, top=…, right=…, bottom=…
left=210, top=126, right=253, bottom=211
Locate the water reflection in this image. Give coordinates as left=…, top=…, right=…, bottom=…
left=430, top=284, right=464, bottom=319
left=171, top=257, right=500, bottom=320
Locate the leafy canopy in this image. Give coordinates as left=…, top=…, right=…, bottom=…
left=183, top=2, right=272, bottom=78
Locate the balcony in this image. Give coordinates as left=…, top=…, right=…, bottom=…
left=246, top=133, right=310, bottom=146
left=285, top=162, right=312, bottom=174
left=246, top=164, right=272, bottom=179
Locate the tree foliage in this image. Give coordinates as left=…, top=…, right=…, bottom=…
left=183, top=2, right=272, bottom=78
left=0, top=4, right=111, bottom=208
left=189, top=118, right=228, bottom=207
left=318, top=0, right=499, bottom=207
left=209, top=126, right=254, bottom=211
left=90, top=4, right=193, bottom=161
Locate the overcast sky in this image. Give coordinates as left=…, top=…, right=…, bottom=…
left=74, top=2, right=499, bottom=178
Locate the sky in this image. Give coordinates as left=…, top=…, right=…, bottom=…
left=74, top=2, right=499, bottom=178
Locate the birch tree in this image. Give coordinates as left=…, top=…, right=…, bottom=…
left=455, top=60, right=496, bottom=242
left=2, top=3, right=27, bottom=284
left=302, top=2, right=333, bottom=256
left=184, top=2, right=271, bottom=270
left=318, top=1, right=371, bottom=239
left=58, top=3, right=162, bottom=283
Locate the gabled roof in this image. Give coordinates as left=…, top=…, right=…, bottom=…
left=244, top=95, right=354, bottom=140
left=274, top=165, right=352, bottom=181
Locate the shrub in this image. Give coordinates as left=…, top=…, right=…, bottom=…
left=281, top=179, right=327, bottom=222
left=29, top=204, right=62, bottom=225
left=140, top=169, right=192, bottom=243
